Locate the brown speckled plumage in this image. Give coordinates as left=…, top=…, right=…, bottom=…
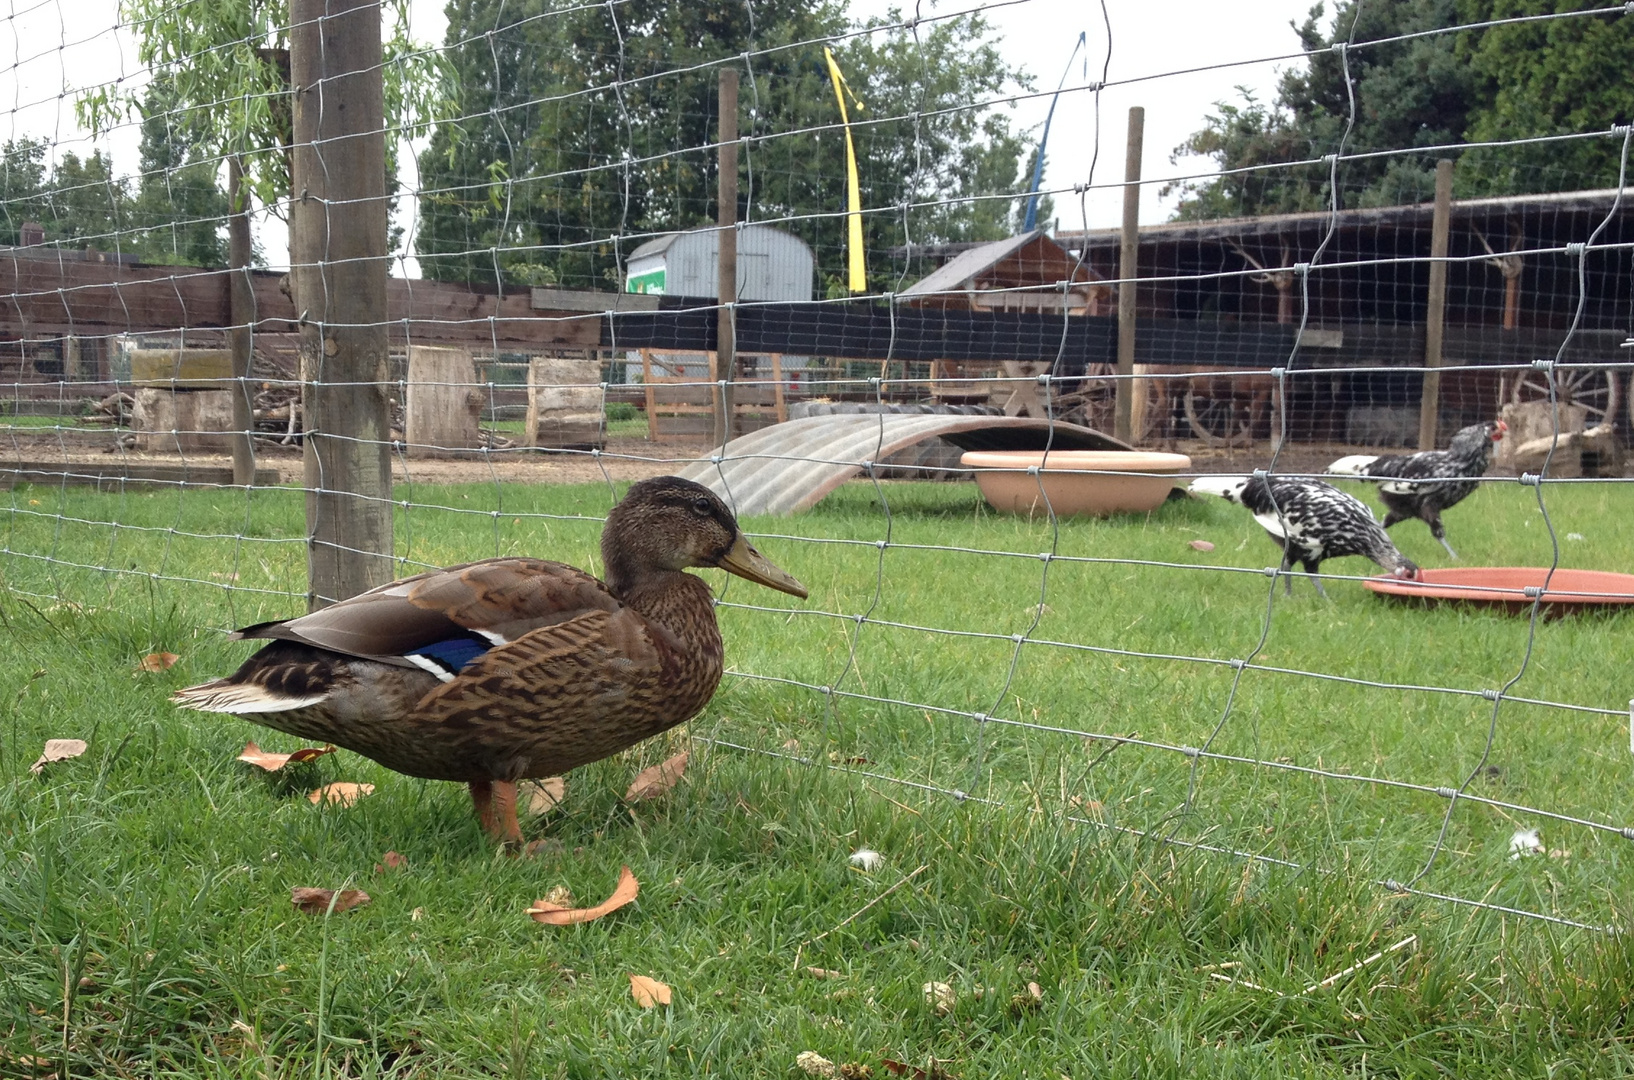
left=172, top=476, right=807, bottom=842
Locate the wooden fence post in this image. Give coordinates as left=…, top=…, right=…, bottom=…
left=228, top=156, right=257, bottom=486
left=291, top=0, right=394, bottom=608
left=1419, top=158, right=1454, bottom=451
left=1115, top=106, right=1144, bottom=445
left=715, top=67, right=739, bottom=449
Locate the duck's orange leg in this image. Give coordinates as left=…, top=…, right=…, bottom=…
left=491, top=780, right=524, bottom=845
left=469, top=780, right=498, bottom=837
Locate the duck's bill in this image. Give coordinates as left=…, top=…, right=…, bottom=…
left=718, top=534, right=808, bottom=598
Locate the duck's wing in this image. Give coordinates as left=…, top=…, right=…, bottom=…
left=233, top=558, right=624, bottom=675
left=414, top=605, right=671, bottom=723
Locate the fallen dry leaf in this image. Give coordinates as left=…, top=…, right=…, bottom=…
left=1010, top=981, right=1044, bottom=1014
left=541, top=885, right=574, bottom=908
left=137, top=652, right=180, bottom=672
left=523, top=777, right=565, bottom=813
left=804, top=966, right=843, bottom=979
left=796, top=1051, right=838, bottom=1078
left=374, top=850, right=408, bottom=873
left=923, top=981, right=955, bottom=1015
left=527, top=865, right=639, bottom=925
left=308, top=782, right=374, bottom=807
left=1188, top=539, right=1216, bottom=552
left=624, top=750, right=688, bottom=801
left=629, top=973, right=672, bottom=1007
left=290, top=887, right=370, bottom=915
left=30, top=738, right=87, bottom=775
left=238, top=740, right=336, bottom=771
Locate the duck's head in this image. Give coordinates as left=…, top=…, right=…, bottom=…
left=603, top=476, right=807, bottom=599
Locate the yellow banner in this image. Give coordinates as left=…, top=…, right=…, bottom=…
left=823, top=47, right=866, bottom=294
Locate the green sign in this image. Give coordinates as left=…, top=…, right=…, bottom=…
left=627, top=267, right=665, bottom=295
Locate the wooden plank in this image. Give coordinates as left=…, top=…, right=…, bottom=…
left=1, top=460, right=280, bottom=490
left=130, top=348, right=235, bottom=388
left=0, top=256, right=600, bottom=349
left=405, top=345, right=480, bottom=456
left=529, top=288, right=658, bottom=313
left=523, top=355, right=604, bottom=449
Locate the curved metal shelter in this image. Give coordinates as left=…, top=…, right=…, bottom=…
left=676, top=413, right=1130, bottom=517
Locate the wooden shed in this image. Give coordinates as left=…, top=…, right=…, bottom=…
left=899, top=230, right=1107, bottom=315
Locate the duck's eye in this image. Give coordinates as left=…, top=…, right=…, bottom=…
left=691, top=496, right=714, bottom=516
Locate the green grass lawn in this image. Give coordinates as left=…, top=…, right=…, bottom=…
left=2, top=474, right=1633, bottom=1077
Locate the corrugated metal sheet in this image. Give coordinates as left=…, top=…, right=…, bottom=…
left=625, top=225, right=815, bottom=302
left=676, top=414, right=1130, bottom=517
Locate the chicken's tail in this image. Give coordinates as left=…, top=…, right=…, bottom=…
left=1326, top=454, right=1381, bottom=477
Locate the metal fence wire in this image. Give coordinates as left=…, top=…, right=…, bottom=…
left=2, top=0, right=1633, bottom=932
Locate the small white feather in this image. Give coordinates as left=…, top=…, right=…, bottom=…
left=849, top=848, right=883, bottom=871
left=1326, top=454, right=1379, bottom=475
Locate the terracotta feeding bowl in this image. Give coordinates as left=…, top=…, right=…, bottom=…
left=960, top=450, right=1192, bottom=517
left=1364, top=566, right=1634, bottom=614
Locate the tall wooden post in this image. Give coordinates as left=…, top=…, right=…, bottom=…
left=714, top=68, right=740, bottom=449
left=1419, top=158, right=1454, bottom=451
left=228, top=157, right=257, bottom=486
left=291, top=0, right=394, bottom=608
left=1115, top=106, right=1144, bottom=445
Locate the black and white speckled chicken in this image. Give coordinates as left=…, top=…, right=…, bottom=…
left=1190, top=473, right=1419, bottom=597
left=1326, top=419, right=1507, bottom=559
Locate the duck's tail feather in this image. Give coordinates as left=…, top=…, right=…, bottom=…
left=171, top=680, right=328, bottom=714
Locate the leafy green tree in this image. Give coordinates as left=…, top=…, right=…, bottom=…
left=0, top=138, right=51, bottom=245
left=126, top=79, right=231, bottom=267
left=1168, top=0, right=1480, bottom=218
left=41, top=150, right=130, bottom=247
left=415, top=0, right=1037, bottom=293
left=78, top=0, right=445, bottom=254
left=1455, top=0, right=1634, bottom=195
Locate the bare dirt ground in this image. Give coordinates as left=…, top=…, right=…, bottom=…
left=3, top=431, right=710, bottom=486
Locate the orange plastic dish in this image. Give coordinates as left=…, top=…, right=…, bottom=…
left=1363, top=566, right=1634, bottom=613
left=960, top=450, right=1192, bottom=517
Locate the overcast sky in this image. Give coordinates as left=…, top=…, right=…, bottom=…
left=2, top=0, right=1320, bottom=274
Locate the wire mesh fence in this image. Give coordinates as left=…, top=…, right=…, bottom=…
left=3, top=0, right=1633, bottom=940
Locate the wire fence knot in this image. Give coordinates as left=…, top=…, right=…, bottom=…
left=1434, top=786, right=1458, bottom=799
left=1565, top=242, right=1587, bottom=257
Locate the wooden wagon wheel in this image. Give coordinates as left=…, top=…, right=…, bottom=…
left=1509, top=364, right=1620, bottom=429
left=1183, top=388, right=1256, bottom=447
left=1055, top=362, right=1118, bottom=434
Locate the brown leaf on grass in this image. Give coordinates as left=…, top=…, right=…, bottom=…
left=238, top=740, right=336, bottom=771
left=374, top=850, right=408, bottom=874
left=629, top=974, right=672, bottom=1007
left=137, top=652, right=180, bottom=672
left=804, top=966, right=843, bottom=979
left=1009, top=981, right=1044, bottom=1014
left=528, top=865, right=638, bottom=925
left=308, top=782, right=374, bottom=807
left=624, top=750, right=688, bottom=802
left=30, top=738, right=87, bottom=775
left=1188, top=539, right=1216, bottom=552
left=290, top=887, right=370, bottom=915
left=523, top=777, right=565, bottom=814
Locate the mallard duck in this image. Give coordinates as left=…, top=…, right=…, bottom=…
left=172, top=476, right=807, bottom=843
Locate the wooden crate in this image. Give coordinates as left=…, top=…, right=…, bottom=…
left=641, top=350, right=788, bottom=441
